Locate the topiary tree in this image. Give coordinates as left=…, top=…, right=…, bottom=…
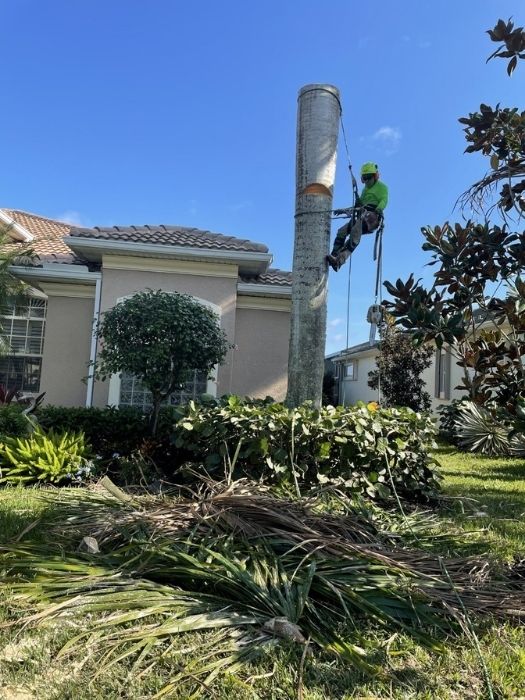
left=368, top=316, right=433, bottom=412
left=94, top=290, right=231, bottom=434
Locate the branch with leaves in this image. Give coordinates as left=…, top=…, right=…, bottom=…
left=458, top=19, right=525, bottom=213
left=383, top=222, right=525, bottom=410
left=487, top=18, right=525, bottom=76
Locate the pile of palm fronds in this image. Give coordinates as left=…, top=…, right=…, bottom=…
left=1, top=479, right=524, bottom=696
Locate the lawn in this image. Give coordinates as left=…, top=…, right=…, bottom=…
left=0, top=448, right=524, bottom=700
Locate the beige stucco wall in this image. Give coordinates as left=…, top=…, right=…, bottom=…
left=34, top=257, right=293, bottom=408
left=337, top=345, right=468, bottom=412
left=339, top=352, right=379, bottom=406
left=40, top=292, right=95, bottom=406
left=92, top=256, right=239, bottom=407
left=230, top=302, right=291, bottom=401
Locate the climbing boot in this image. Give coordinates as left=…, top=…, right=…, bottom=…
left=326, top=254, right=339, bottom=272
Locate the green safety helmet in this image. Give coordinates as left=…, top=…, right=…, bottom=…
left=361, top=162, right=379, bottom=176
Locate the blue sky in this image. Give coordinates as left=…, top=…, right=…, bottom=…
left=1, top=1, right=523, bottom=353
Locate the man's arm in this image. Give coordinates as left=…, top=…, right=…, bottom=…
left=376, top=183, right=388, bottom=212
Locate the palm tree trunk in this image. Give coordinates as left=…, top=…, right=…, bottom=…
left=286, top=85, right=340, bottom=408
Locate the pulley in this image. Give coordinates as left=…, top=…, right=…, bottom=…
left=367, top=303, right=384, bottom=345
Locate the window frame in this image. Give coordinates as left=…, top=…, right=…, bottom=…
left=434, top=347, right=451, bottom=400
left=0, top=296, right=47, bottom=394
left=344, top=359, right=358, bottom=381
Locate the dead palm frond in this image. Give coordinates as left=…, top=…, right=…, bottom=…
left=1, top=480, right=524, bottom=693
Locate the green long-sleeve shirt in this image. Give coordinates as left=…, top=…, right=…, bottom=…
left=357, top=180, right=388, bottom=212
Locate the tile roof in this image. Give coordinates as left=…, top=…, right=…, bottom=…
left=240, top=268, right=292, bottom=286
left=3, top=209, right=78, bottom=264
left=1, top=210, right=291, bottom=285
left=69, top=224, right=269, bottom=254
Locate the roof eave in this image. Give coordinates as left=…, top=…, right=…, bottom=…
left=9, top=264, right=100, bottom=285
left=330, top=343, right=379, bottom=361
left=237, top=282, right=291, bottom=298
left=0, top=210, right=34, bottom=243
left=64, top=237, right=272, bottom=275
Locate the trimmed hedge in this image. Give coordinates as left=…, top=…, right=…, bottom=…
left=172, top=397, right=441, bottom=502
left=37, top=406, right=179, bottom=459
left=0, top=406, right=31, bottom=440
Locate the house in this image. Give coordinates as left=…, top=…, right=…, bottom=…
left=0, top=209, right=292, bottom=408
left=326, top=339, right=460, bottom=412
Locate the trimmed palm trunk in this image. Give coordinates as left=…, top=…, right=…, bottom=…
left=286, top=84, right=340, bottom=408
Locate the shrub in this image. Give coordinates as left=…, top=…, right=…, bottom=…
left=455, top=400, right=517, bottom=456
left=94, top=290, right=230, bottom=434
left=36, top=406, right=179, bottom=458
left=0, top=405, right=30, bottom=439
left=0, top=427, right=93, bottom=485
left=436, top=399, right=467, bottom=444
left=37, top=406, right=147, bottom=458
left=171, top=396, right=441, bottom=502
left=368, top=318, right=433, bottom=412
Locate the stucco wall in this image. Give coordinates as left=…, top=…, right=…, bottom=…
left=230, top=305, right=290, bottom=401
left=40, top=294, right=94, bottom=406
left=337, top=346, right=468, bottom=412
left=92, top=259, right=239, bottom=407
left=339, top=353, right=379, bottom=406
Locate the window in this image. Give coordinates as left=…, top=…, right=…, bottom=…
left=119, top=370, right=209, bottom=410
left=333, top=363, right=341, bottom=379
left=435, top=348, right=451, bottom=399
left=0, top=298, right=47, bottom=393
left=344, top=360, right=357, bottom=381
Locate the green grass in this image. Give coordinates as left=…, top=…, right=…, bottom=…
left=0, top=450, right=524, bottom=699
left=436, top=445, right=525, bottom=560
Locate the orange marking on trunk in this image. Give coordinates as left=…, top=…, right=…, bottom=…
left=302, top=183, right=331, bottom=196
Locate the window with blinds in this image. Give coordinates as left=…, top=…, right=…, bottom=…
left=0, top=298, right=47, bottom=393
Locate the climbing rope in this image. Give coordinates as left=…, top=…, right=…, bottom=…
left=338, top=101, right=385, bottom=404
left=345, top=256, right=352, bottom=350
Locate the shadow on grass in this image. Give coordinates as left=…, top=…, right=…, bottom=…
left=443, top=464, right=525, bottom=482
left=0, top=488, right=66, bottom=545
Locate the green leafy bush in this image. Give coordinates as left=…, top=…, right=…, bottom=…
left=0, top=405, right=30, bottom=440
left=0, top=427, right=93, bottom=485
left=171, top=397, right=441, bottom=502
left=37, top=406, right=177, bottom=459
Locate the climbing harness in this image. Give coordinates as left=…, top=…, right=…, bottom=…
left=367, top=216, right=385, bottom=345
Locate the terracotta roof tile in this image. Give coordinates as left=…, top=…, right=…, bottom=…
left=3, top=209, right=79, bottom=264
left=69, top=224, right=269, bottom=254
left=240, top=268, right=292, bottom=286
left=1, top=210, right=291, bottom=284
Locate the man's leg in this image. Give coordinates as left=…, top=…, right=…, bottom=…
left=330, top=217, right=363, bottom=270
left=330, top=221, right=351, bottom=256
left=327, top=220, right=352, bottom=271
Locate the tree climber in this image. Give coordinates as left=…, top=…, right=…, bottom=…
left=326, top=162, right=389, bottom=272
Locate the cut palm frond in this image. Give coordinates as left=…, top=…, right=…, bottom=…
left=1, top=480, right=524, bottom=693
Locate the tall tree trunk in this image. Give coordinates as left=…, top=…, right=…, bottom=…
left=286, top=84, right=340, bottom=408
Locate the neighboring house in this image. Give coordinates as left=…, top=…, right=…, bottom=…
left=326, top=340, right=461, bottom=413
left=0, top=209, right=292, bottom=408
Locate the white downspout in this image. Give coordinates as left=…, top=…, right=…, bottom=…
left=85, top=276, right=102, bottom=407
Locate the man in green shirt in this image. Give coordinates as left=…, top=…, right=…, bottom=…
left=327, top=162, right=388, bottom=271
